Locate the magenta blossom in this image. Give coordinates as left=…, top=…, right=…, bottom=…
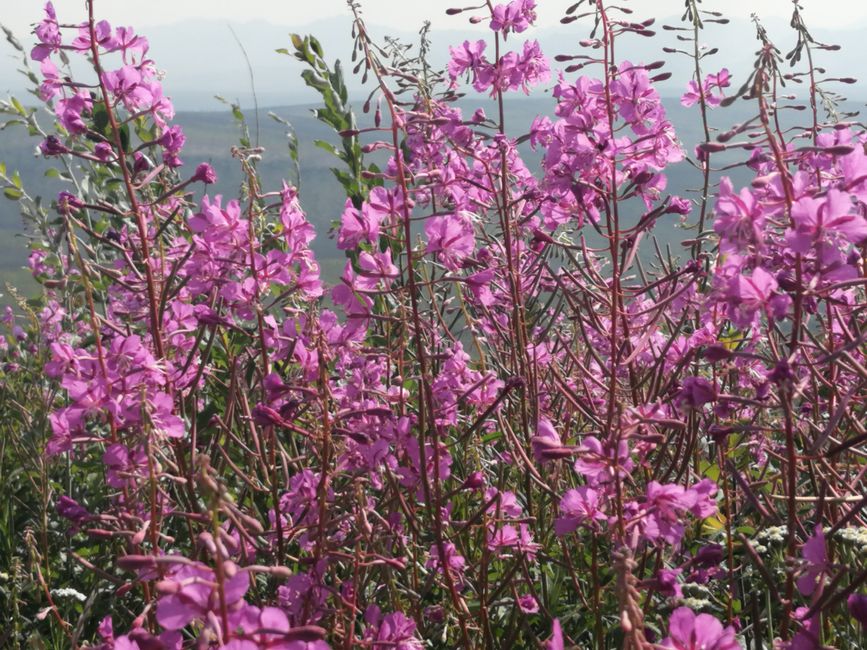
left=787, top=188, right=867, bottom=253
left=725, top=267, right=790, bottom=330
left=544, top=619, right=564, bottom=650
left=31, top=2, right=61, bottom=61
left=448, top=40, right=488, bottom=85
left=337, top=199, right=377, bottom=250
left=713, top=177, right=766, bottom=253
left=425, top=211, right=475, bottom=270
left=490, top=0, right=537, bottom=36
left=848, top=594, right=867, bottom=631
left=554, top=487, right=607, bottom=535
left=681, top=69, right=731, bottom=107
left=573, top=436, right=634, bottom=486
left=796, top=525, right=828, bottom=597
left=155, top=562, right=251, bottom=632
left=517, top=593, right=539, bottom=614
left=639, top=480, right=717, bottom=546
left=363, top=606, right=423, bottom=650
left=660, top=607, right=740, bottom=650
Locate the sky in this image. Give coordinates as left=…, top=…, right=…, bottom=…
left=3, top=1, right=866, bottom=109
left=3, top=0, right=867, bottom=35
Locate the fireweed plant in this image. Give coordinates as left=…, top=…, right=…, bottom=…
left=0, top=0, right=866, bottom=647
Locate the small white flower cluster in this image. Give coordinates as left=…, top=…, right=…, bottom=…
left=50, top=587, right=86, bottom=602
left=681, top=596, right=713, bottom=610
left=752, top=525, right=788, bottom=554
left=836, top=527, right=867, bottom=553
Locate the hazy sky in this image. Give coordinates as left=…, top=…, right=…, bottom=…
left=3, top=0, right=865, bottom=109
left=3, top=0, right=866, bottom=35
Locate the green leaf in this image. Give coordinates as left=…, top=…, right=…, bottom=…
left=313, top=139, right=339, bottom=157
left=92, top=101, right=109, bottom=134
left=699, top=460, right=721, bottom=482
left=3, top=187, right=22, bottom=200
left=118, top=123, right=131, bottom=153
left=11, top=96, right=26, bottom=116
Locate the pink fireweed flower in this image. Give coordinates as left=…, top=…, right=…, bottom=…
left=464, top=268, right=497, bottom=306
left=148, top=391, right=185, bottom=438
left=363, top=606, right=423, bottom=650
left=660, top=607, right=740, bottom=650
left=331, top=262, right=374, bottom=338
left=513, top=39, right=550, bottom=93
left=487, top=523, right=540, bottom=559
left=787, top=188, right=867, bottom=253
left=639, top=480, right=718, bottom=546
left=425, top=542, right=467, bottom=586
left=475, top=41, right=550, bottom=94
left=220, top=606, right=330, bottom=649
left=789, top=606, right=821, bottom=650
left=192, top=162, right=217, bottom=184
left=573, top=436, right=634, bottom=486
left=653, top=567, right=684, bottom=598
left=97, top=616, right=182, bottom=650
left=544, top=619, right=564, bottom=650
left=681, top=68, right=731, bottom=107
left=485, top=488, right=524, bottom=518
left=102, top=65, right=154, bottom=112
left=366, top=186, right=410, bottom=226
left=490, top=0, right=537, bottom=36
left=355, top=249, right=399, bottom=291
left=31, top=2, right=61, bottom=62
left=103, top=444, right=148, bottom=490
left=675, top=376, right=717, bottom=410
left=189, top=195, right=247, bottom=245
left=280, top=183, right=316, bottom=251
left=713, top=177, right=767, bottom=253
left=55, top=92, right=92, bottom=134
left=849, top=594, right=867, bottom=631
left=531, top=417, right=577, bottom=462
left=797, top=525, right=828, bottom=597
left=612, top=61, right=666, bottom=133
left=336, top=188, right=405, bottom=250
left=71, top=19, right=117, bottom=52
left=517, top=593, right=540, bottom=614
left=554, top=487, right=607, bottom=535
left=448, top=40, right=488, bottom=85
left=155, top=562, right=250, bottom=632
left=277, top=571, right=329, bottom=627
left=425, top=211, right=475, bottom=270
left=157, top=125, right=186, bottom=167
left=112, top=26, right=150, bottom=59
left=56, top=495, right=91, bottom=533
left=725, top=267, right=791, bottom=330
left=38, top=58, right=62, bottom=101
